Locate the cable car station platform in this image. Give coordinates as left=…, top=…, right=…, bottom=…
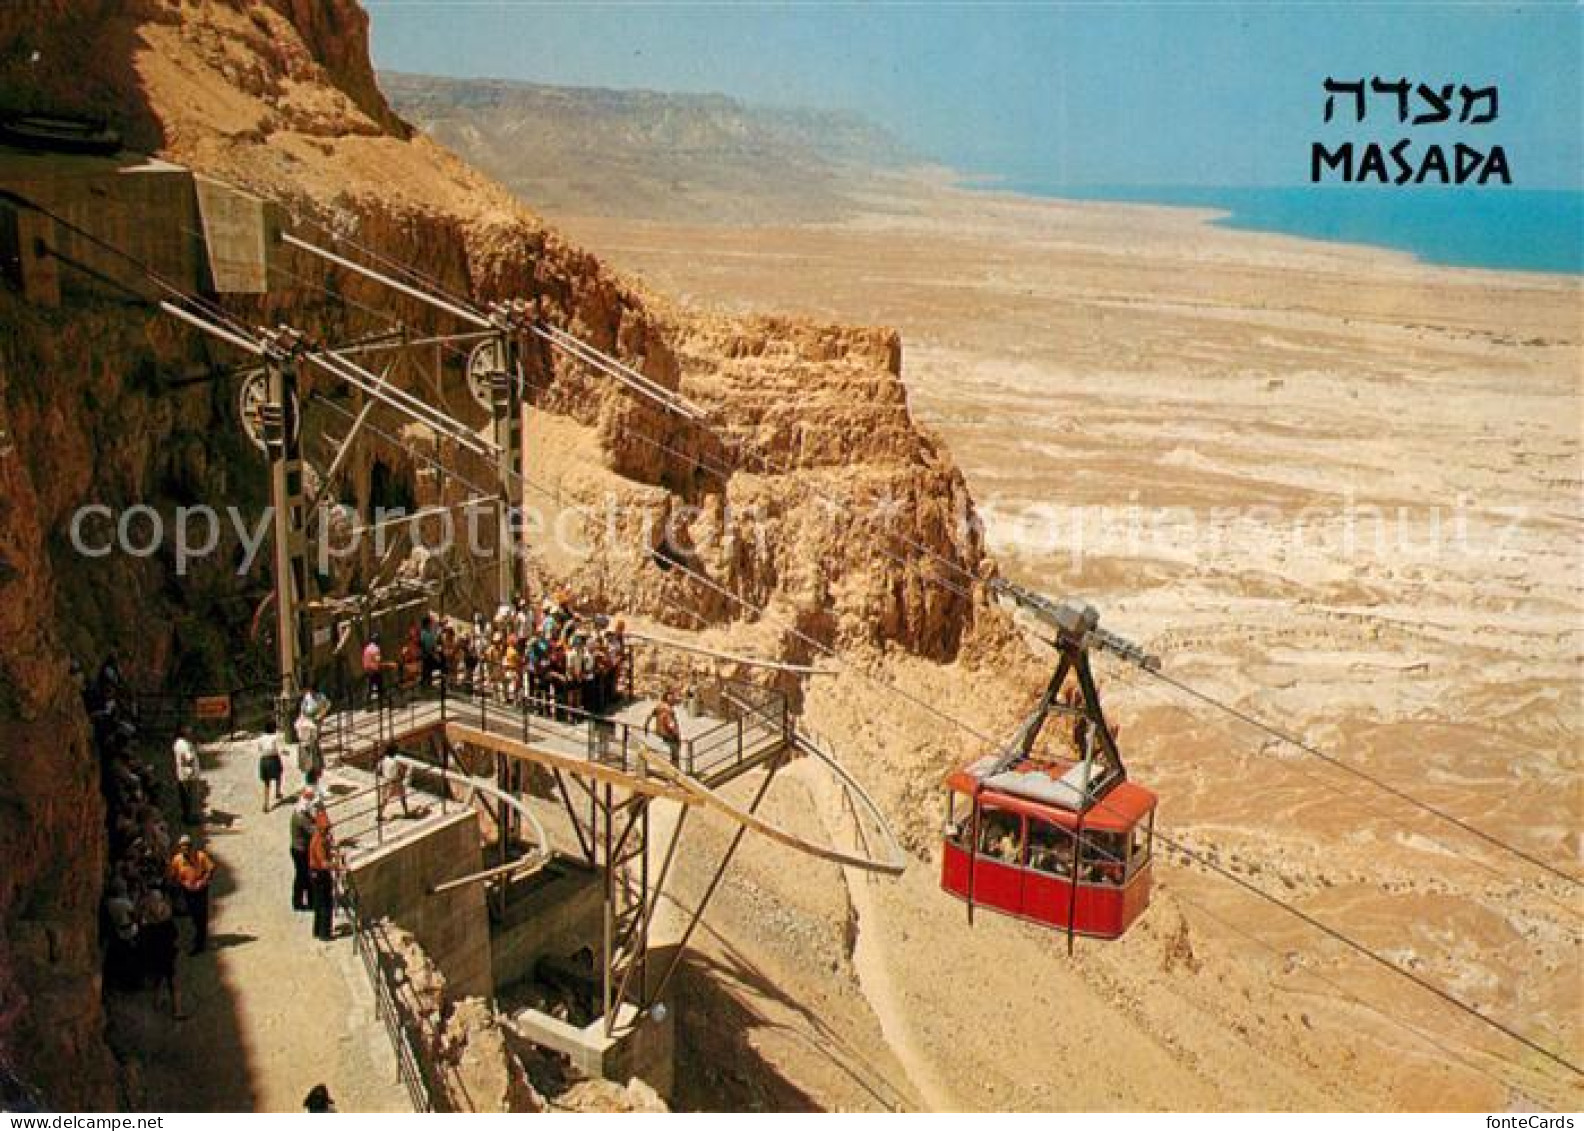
left=322, top=681, right=791, bottom=796
left=302, top=665, right=901, bottom=1103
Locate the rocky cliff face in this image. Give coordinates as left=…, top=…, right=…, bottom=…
left=0, top=294, right=274, bottom=1107
left=0, top=0, right=1004, bottom=1106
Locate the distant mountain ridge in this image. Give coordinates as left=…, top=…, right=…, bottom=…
left=380, top=70, right=920, bottom=222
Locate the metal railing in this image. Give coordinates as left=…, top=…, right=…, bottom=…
left=690, top=678, right=792, bottom=780
left=133, top=681, right=279, bottom=740
left=321, top=668, right=789, bottom=784
left=337, top=868, right=445, bottom=1113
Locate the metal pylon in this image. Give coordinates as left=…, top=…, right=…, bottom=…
left=589, top=783, right=651, bottom=1034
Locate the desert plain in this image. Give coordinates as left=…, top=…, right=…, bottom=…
left=550, top=175, right=1583, bottom=1111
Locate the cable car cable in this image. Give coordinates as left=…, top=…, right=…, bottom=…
left=1098, top=659, right=1584, bottom=924
left=3, top=191, right=261, bottom=344
left=1164, top=887, right=1566, bottom=1097
left=1149, top=820, right=1583, bottom=1080
left=1140, top=666, right=1583, bottom=890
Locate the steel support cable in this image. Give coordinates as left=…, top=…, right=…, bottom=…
left=259, top=258, right=496, bottom=453
left=535, top=320, right=693, bottom=411
left=293, top=214, right=708, bottom=424
left=0, top=190, right=259, bottom=343
left=305, top=347, right=496, bottom=458
left=1099, top=659, right=1584, bottom=924
left=308, top=393, right=499, bottom=503
left=527, top=321, right=703, bottom=420
left=1165, top=886, right=1567, bottom=1099
left=1150, top=819, right=1583, bottom=1080
left=14, top=190, right=485, bottom=474
left=1142, top=666, right=1583, bottom=890
left=513, top=367, right=979, bottom=605
left=282, top=231, right=492, bottom=330
left=273, top=236, right=706, bottom=424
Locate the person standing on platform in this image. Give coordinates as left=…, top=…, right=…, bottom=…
left=362, top=636, right=384, bottom=707
left=137, top=887, right=184, bottom=1020
left=257, top=720, right=286, bottom=812
left=646, top=690, right=684, bottom=766
left=376, top=744, right=411, bottom=822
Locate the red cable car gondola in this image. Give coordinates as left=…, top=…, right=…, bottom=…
left=941, top=593, right=1159, bottom=943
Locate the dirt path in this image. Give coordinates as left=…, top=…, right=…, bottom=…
left=845, top=871, right=959, bottom=1112
left=108, top=737, right=409, bottom=1113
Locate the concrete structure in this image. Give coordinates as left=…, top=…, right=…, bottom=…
left=513, top=1003, right=675, bottom=1099
left=492, top=858, right=603, bottom=994
left=345, top=807, right=494, bottom=1001
left=0, top=147, right=276, bottom=306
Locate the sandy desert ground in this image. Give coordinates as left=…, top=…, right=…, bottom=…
left=549, top=179, right=1583, bottom=1110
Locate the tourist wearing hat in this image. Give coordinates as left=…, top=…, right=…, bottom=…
left=168, top=834, right=217, bottom=955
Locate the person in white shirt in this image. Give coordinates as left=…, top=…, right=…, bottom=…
left=173, top=726, right=201, bottom=824
left=294, top=710, right=322, bottom=778
left=300, top=685, right=330, bottom=723
left=376, top=745, right=411, bottom=822
left=257, top=720, right=287, bottom=811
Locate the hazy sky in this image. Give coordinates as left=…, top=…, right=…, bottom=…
left=367, top=2, right=1582, bottom=189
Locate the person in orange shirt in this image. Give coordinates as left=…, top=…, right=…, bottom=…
left=168, top=834, right=217, bottom=955
left=307, top=809, right=337, bottom=942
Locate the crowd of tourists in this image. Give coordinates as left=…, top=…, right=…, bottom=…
left=359, top=591, right=632, bottom=721
left=85, top=655, right=214, bottom=1021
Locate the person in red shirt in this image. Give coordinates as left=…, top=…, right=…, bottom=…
left=362, top=636, right=384, bottom=707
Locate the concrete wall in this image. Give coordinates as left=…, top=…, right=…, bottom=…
left=1, top=152, right=199, bottom=305
left=1, top=149, right=276, bottom=306
left=491, top=859, right=603, bottom=992
left=606, top=1005, right=676, bottom=1100
left=347, top=809, right=494, bottom=1000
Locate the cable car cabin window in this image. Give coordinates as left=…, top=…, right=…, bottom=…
left=1027, top=819, right=1076, bottom=878
left=977, top=808, right=1024, bottom=866
left=1128, top=811, right=1154, bottom=875
left=943, top=792, right=971, bottom=849
left=1079, top=830, right=1127, bottom=886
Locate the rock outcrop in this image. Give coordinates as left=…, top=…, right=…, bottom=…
left=381, top=922, right=543, bottom=1113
